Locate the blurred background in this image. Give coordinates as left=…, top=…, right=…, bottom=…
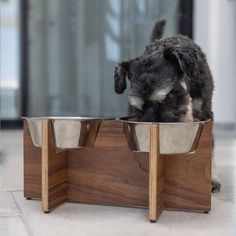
left=0, top=1, right=236, bottom=235
left=0, top=0, right=235, bottom=128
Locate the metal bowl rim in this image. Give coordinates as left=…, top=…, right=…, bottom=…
left=22, top=116, right=114, bottom=121
left=117, top=117, right=211, bottom=125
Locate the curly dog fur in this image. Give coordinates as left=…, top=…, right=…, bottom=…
left=114, top=20, right=214, bottom=122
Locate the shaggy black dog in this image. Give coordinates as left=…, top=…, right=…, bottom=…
left=114, top=20, right=214, bottom=123
left=114, top=20, right=221, bottom=192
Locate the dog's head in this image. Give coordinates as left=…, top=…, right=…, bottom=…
left=114, top=43, right=198, bottom=122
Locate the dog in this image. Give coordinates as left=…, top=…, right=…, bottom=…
left=114, top=20, right=220, bottom=192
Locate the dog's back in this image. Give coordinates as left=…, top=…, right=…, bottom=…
left=149, top=20, right=214, bottom=121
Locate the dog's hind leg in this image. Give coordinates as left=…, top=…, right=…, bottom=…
left=212, top=154, right=221, bottom=193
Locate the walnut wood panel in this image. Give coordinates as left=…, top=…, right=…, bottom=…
left=41, top=120, right=67, bottom=212
left=67, top=120, right=149, bottom=207
left=164, top=122, right=212, bottom=212
left=67, top=149, right=148, bottom=206
left=24, top=120, right=41, bottom=198
left=94, top=120, right=128, bottom=147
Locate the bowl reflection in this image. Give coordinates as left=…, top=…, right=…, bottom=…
left=25, top=117, right=103, bottom=149
left=119, top=117, right=206, bottom=154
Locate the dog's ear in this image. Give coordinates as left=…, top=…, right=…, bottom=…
left=114, top=62, right=129, bottom=94
left=164, top=44, right=198, bottom=78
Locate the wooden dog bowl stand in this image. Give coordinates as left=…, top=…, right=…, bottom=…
left=23, top=119, right=212, bottom=222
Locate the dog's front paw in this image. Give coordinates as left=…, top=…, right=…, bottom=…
left=212, top=179, right=221, bottom=193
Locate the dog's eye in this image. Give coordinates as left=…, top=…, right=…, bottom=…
left=168, top=92, right=173, bottom=99
left=165, top=92, right=173, bottom=104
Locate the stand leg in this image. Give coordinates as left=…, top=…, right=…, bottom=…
left=149, top=124, right=165, bottom=222
left=42, top=119, right=50, bottom=213
left=41, top=119, right=67, bottom=213
left=149, top=125, right=158, bottom=221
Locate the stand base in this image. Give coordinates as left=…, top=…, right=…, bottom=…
left=150, top=220, right=157, bottom=223
left=23, top=119, right=212, bottom=222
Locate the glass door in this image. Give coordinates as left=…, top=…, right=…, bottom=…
left=26, top=0, right=189, bottom=118
left=0, top=0, right=20, bottom=126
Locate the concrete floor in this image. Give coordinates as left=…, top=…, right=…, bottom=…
left=0, top=128, right=236, bottom=236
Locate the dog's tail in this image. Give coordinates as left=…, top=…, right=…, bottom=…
left=150, top=19, right=166, bottom=42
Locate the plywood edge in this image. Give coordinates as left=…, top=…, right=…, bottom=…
left=41, top=119, right=67, bottom=213
left=149, top=124, right=165, bottom=222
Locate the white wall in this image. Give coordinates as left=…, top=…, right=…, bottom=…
left=194, top=0, right=236, bottom=124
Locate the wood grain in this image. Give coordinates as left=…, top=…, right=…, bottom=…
left=23, top=119, right=212, bottom=221
left=95, top=120, right=128, bottom=147
left=149, top=125, right=158, bottom=221
left=164, top=122, right=212, bottom=212
left=24, top=120, right=41, bottom=199
left=67, top=120, right=148, bottom=207
left=42, top=120, right=49, bottom=211
left=149, top=124, right=165, bottom=222
left=41, top=120, right=67, bottom=212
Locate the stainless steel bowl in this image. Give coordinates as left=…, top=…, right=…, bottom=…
left=119, top=117, right=208, bottom=154
left=24, top=117, right=105, bottom=149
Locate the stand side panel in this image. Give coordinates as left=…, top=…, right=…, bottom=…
left=164, top=122, right=212, bottom=212
left=67, top=120, right=149, bottom=207
left=24, top=120, right=41, bottom=199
